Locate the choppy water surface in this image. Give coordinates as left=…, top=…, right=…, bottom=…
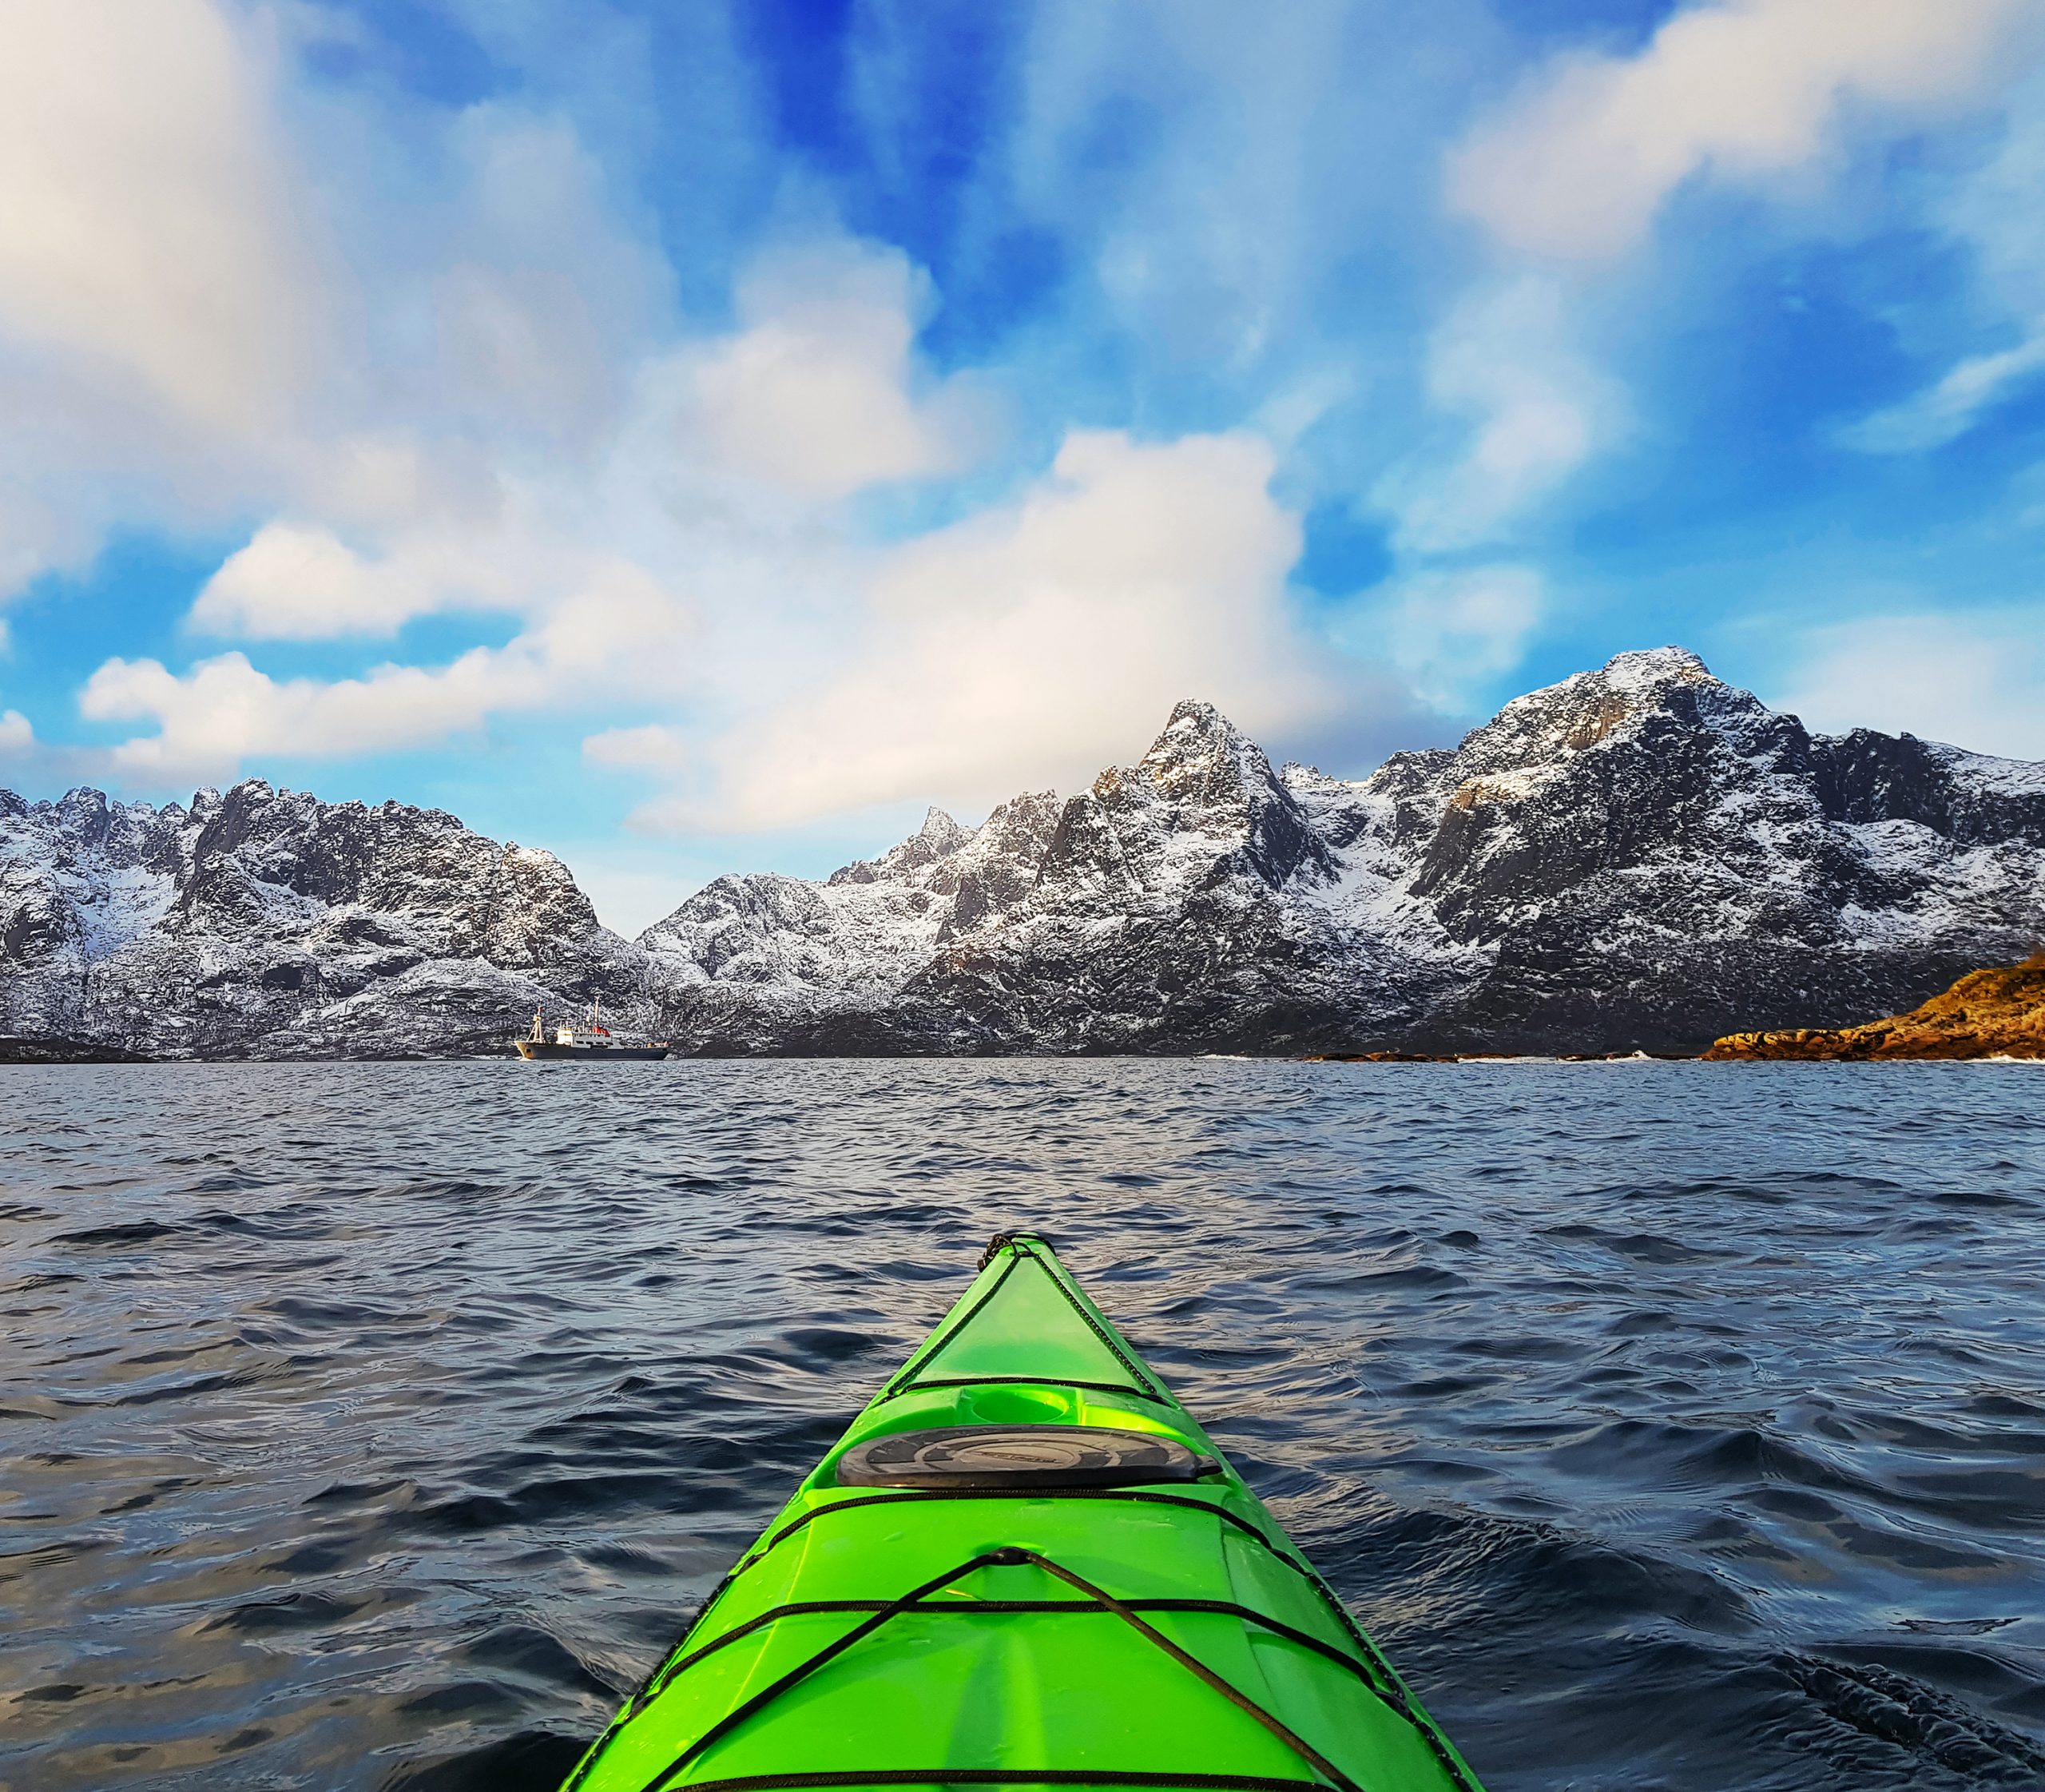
left=2, top=1060, right=2043, bottom=1792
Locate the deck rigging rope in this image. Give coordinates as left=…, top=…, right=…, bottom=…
left=629, top=1546, right=1365, bottom=1792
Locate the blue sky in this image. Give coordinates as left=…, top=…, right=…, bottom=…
left=4, top=0, right=2045, bottom=930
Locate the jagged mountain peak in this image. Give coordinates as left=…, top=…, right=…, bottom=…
left=1485, top=645, right=1721, bottom=737
left=827, top=803, right=974, bottom=888
left=1080, top=699, right=1283, bottom=824
left=54, top=785, right=121, bottom=828
left=1598, top=644, right=1716, bottom=688
left=1134, top=697, right=1259, bottom=773
left=1448, top=644, right=1781, bottom=793
left=916, top=806, right=969, bottom=852
left=1156, top=695, right=1240, bottom=734
left=1030, top=697, right=1334, bottom=901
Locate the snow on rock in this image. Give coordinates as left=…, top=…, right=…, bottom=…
left=636, top=793, right=1062, bottom=1051
left=895, top=701, right=1396, bottom=1052
left=8, top=648, right=2044, bottom=1059
left=640, top=649, right=2045, bottom=1055
left=0, top=780, right=645, bottom=1057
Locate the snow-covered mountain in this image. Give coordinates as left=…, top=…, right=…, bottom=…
left=0, top=780, right=644, bottom=1057
left=636, top=792, right=1062, bottom=1052
left=7, top=648, right=2043, bottom=1059
left=639, top=648, right=2045, bottom=1055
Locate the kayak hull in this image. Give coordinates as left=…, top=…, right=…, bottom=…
left=562, top=1233, right=1484, bottom=1792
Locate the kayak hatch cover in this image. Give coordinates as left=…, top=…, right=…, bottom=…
left=560, top=1231, right=1487, bottom=1792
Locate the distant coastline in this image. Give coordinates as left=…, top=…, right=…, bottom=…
left=0, top=1035, right=153, bottom=1066
left=13, top=974, right=2045, bottom=1069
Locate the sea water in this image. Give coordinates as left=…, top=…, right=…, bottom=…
left=2, top=1059, right=2042, bottom=1790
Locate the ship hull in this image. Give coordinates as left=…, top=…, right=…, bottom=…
left=515, top=1041, right=669, bottom=1061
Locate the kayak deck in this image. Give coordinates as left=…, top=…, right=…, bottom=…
left=562, top=1233, right=1485, bottom=1792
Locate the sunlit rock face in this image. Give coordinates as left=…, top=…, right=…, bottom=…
left=638, top=649, right=2045, bottom=1055
left=1375, top=648, right=2045, bottom=1050
left=1705, top=956, right=2045, bottom=1061
left=0, top=781, right=645, bottom=1058
left=10, top=649, right=2044, bottom=1059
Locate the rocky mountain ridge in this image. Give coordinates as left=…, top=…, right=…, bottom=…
left=637, top=647, right=2045, bottom=1055
left=0, top=780, right=642, bottom=1058
left=6, top=647, right=2043, bottom=1059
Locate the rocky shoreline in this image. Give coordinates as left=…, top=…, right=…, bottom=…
left=0, top=1034, right=154, bottom=1065
left=1704, top=956, right=2045, bottom=1061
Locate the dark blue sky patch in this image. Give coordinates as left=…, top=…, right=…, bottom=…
left=1296, top=500, right=1396, bottom=600
left=1499, top=0, right=1683, bottom=52
left=304, top=0, right=509, bottom=106
left=919, top=222, right=1069, bottom=366
left=737, top=0, right=860, bottom=169
left=1559, top=226, right=1945, bottom=566
left=836, top=4, right=1015, bottom=255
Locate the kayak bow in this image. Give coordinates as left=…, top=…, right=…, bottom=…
left=562, top=1232, right=1485, bottom=1792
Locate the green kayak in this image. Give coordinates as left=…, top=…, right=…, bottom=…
left=561, top=1232, right=1485, bottom=1792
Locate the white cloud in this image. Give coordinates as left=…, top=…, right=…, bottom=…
left=1450, top=0, right=2031, bottom=260
left=1340, top=566, right=1545, bottom=714
left=188, top=461, right=585, bottom=644
left=629, top=428, right=1316, bottom=832
left=0, top=0, right=343, bottom=603
left=80, top=221, right=1007, bottom=787
left=1373, top=278, right=1622, bottom=553
left=78, top=649, right=531, bottom=785
left=583, top=724, right=690, bottom=773
left=1840, top=334, right=2045, bottom=454
left=0, top=0, right=317, bottom=431
left=1773, top=611, right=2045, bottom=758
left=82, top=554, right=693, bottom=785
left=0, top=7, right=685, bottom=610
left=411, top=109, right=674, bottom=442
left=1841, top=70, right=2045, bottom=453
left=685, top=240, right=989, bottom=501
left=0, top=709, right=34, bottom=761
left=193, top=523, right=457, bottom=639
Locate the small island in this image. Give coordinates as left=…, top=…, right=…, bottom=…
left=1705, top=956, right=2045, bottom=1061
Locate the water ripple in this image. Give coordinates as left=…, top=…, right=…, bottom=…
left=0, top=1058, right=2040, bottom=1790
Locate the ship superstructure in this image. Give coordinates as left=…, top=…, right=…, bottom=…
left=514, top=999, right=669, bottom=1061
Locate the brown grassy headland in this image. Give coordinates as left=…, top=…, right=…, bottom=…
left=1704, top=955, right=2045, bottom=1061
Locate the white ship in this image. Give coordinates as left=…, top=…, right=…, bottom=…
left=514, top=999, right=669, bottom=1061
